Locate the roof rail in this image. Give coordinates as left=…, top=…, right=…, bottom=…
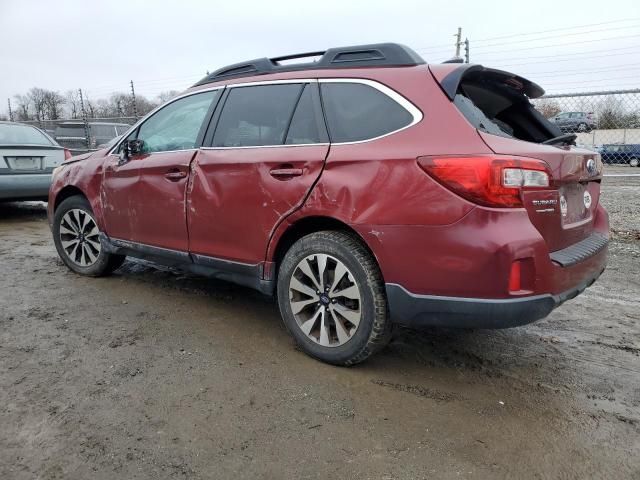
left=193, top=43, right=425, bottom=86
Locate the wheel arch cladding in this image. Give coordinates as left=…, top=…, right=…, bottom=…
left=271, top=216, right=383, bottom=280
left=54, top=185, right=87, bottom=211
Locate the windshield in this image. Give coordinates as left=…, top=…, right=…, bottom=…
left=0, top=123, right=54, bottom=146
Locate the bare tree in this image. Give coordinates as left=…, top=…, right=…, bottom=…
left=13, top=94, right=31, bottom=121
left=596, top=97, right=625, bottom=130
left=157, top=90, right=180, bottom=104
left=536, top=99, right=561, bottom=119
left=27, top=87, right=48, bottom=123
left=43, top=90, right=65, bottom=120
left=65, top=90, right=81, bottom=119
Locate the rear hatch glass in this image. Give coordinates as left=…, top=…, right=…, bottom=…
left=431, top=65, right=603, bottom=252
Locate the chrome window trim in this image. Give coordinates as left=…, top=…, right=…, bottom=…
left=201, top=143, right=329, bottom=151
left=108, top=77, right=422, bottom=154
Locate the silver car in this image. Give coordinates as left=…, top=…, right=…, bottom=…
left=0, top=122, right=69, bottom=201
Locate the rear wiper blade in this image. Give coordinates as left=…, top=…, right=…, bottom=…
left=542, top=133, right=577, bottom=146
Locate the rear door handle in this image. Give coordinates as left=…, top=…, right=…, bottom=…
left=269, top=167, right=303, bottom=178
left=165, top=169, right=188, bottom=181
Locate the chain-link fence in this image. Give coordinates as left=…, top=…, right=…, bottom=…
left=22, top=117, right=137, bottom=154
left=532, top=89, right=640, bottom=166
left=16, top=89, right=640, bottom=165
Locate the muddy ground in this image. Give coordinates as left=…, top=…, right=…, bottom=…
left=1, top=166, right=639, bottom=479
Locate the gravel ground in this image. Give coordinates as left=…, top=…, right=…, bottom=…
left=1, top=165, right=638, bottom=479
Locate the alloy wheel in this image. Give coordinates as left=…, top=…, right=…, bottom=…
left=59, top=208, right=102, bottom=267
left=288, top=254, right=362, bottom=347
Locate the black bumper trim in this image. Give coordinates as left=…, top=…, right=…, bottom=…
left=386, top=268, right=604, bottom=329
left=549, top=233, right=609, bottom=267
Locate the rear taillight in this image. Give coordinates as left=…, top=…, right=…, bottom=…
left=417, top=155, right=551, bottom=208
left=63, top=148, right=72, bottom=160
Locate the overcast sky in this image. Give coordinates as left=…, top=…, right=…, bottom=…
left=1, top=0, right=639, bottom=115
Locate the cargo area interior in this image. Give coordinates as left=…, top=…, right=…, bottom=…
left=453, top=70, right=562, bottom=144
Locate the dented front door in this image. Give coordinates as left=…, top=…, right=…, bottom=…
left=101, top=151, right=193, bottom=250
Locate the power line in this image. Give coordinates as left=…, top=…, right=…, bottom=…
left=487, top=50, right=640, bottom=68
left=432, top=44, right=640, bottom=66
left=527, top=62, right=640, bottom=75
left=419, top=23, right=640, bottom=56
left=517, top=64, right=640, bottom=78
left=469, top=24, right=640, bottom=50
left=415, top=17, right=640, bottom=51
left=424, top=33, right=640, bottom=57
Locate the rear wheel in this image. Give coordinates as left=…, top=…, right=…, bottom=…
left=629, top=157, right=639, bottom=167
left=277, top=231, right=392, bottom=366
left=52, top=195, right=125, bottom=276
left=577, top=122, right=588, bottom=132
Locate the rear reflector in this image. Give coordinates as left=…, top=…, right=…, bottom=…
left=508, top=260, right=522, bottom=292
left=417, top=155, right=551, bottom=208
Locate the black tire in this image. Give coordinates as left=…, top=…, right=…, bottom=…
left=577, top=122, right=589, bottom=132
left=277, top=230, right=392, bottom=366
left=52, top=195, right=125, bottom=276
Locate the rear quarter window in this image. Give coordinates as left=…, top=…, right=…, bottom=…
left=320, top=82, right=414, bottom=143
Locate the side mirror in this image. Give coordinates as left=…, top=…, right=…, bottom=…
left=118, top=139, right=144, bottom=165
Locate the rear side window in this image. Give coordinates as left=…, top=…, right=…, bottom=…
left=92, top=125, right=115, bottom=137
left=285, top=85, right=327, bottom=145
left=320, top=82, right=413, bottom=142
left=55, top=125, right=85, bottom=137
left=213, top=84, right=303, bottom=147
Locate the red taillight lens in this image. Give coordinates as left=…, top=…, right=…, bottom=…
left=417, top=155, right=551, bottom=208
left=63, top=148, right=72, bottom=160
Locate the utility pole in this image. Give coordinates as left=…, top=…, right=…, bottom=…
left=464, top=38, right=470, bottom=63
left=78, top=89, right=90, bottom=149
left=454, top=27, right=462, bottom=58
left=7, top=98, right=14, bottom=122
left=130, top=80, right=139, bottom=120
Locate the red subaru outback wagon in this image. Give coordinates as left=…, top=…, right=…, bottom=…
left=48, top=43, right=608, bottom=365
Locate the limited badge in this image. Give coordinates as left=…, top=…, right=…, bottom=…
left=560, top=195, right=568, bottom=217
left=584, top=191, right=592, bottom=209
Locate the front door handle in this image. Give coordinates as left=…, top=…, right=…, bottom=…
left=270, top=167, right=303, bottom=178
left=165, top=169, right=188, bottom=181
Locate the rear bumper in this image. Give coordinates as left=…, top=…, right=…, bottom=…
left=386, top=265, right=605, bottom=329
left=0, top=173, right=52, bottom=200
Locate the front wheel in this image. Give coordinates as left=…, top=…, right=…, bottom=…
left=52, top=195, right=125, bottom=276
left=277, top=231, right=392, bottom=366
left=629, top=157, right=639, bottom=167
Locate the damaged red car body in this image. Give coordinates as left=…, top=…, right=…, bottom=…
left=48, top=43, right=608, bottom=365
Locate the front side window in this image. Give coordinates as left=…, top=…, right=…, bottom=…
left=137, top=90, right=218, bottom=153
left=320, top=82, right=414, bottom=143
left=212, top=84, right=303, bottom=147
